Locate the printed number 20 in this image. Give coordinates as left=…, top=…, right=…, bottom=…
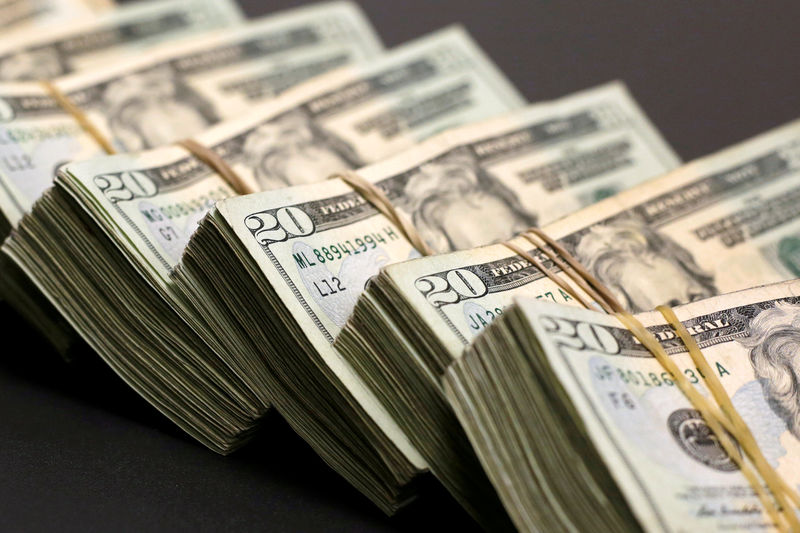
left=245, top=206, right=314, bottom=245
left=540, top=316, right=620, bottom=355
left=416, top=269, right=487, bottom=307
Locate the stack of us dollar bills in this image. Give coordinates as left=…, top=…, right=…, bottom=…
left=3, top=0, right=799, bottom=529
left=164, top=81, right=676, bottom=523
left=0, top=0, right=249, bottom=351
left=446, top=279, right=800, bottom=532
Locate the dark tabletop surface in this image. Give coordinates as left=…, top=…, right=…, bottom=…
left=2, top=1, right=800, bottom=531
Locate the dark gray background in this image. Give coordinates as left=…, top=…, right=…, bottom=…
left=2, top=1, right=799, bottom=531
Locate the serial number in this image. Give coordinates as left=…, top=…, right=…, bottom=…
left=594, top=362, right=731, bottom=389
left=467, top=306, right=505, bottom=332
left=293, top=227, right=400, bottom=270
left=536, top=288, right=577, bottom=304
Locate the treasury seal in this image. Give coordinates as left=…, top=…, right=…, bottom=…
left=667, top=408, right=739, bottom=472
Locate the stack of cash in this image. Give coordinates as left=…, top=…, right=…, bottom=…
left=334, top=118, right=800, bottom=521
left=2, top=0, right=797, bottom=527
left=445, top=279, right=800, bottom=532
left=0, top=0, right=246, bottom=349
left=0, top=0, right=247, bottom=236
left=3, top=23, right=525, bottom=513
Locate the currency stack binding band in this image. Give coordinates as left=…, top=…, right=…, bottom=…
left=331, top=170, right=435, bottom=256
left=41, top=80, right=117, bottom=154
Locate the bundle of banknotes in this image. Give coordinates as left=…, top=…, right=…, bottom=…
left=3, top=1, right=799, bottom=530
left=446, top=280, right=800, bottom=532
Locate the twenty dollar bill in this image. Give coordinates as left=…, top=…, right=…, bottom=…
left=164, top=81, right=676, bottom=523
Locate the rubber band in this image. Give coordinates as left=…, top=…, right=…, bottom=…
left=176, top=138, right=255, bottom=196
left=503, top=240, right=595, bottom=310
left=518, top=231, right=613, bottom=314
left=330, top=170, right=435, bottom=256
left=525, top=227, right=625, bottom=313
left=41, top=80, right=116, bottom=155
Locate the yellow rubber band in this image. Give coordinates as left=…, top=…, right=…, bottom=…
left=519, top=230, right=614, bottom=314
left=503, top=240, right=596, bottom=310
left=41, top=80, right=116, bottom=155
left=176, top=138, right=255, bottom=196
left=526, top=227, right=625, bottom=313
left=330, top=170, right=435, bottom=256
